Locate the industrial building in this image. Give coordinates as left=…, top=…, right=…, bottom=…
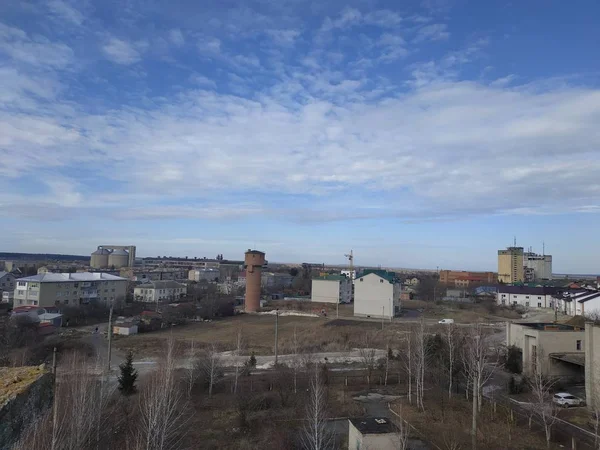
left=311, top=275, right=352, bottom=304
left=506, top=322, right=585, bottom=379
left=133, top=280, right=187, bottom=303
left=497, top=285, right=560, bottom=309
left=188, top=268, right=220, bottom=282
left=348, top=417, right=403, bottom=450
left=90, top=245, right=136, bottom=269
left=524, top=251, right=553, bottom=281
left=244, top=250, right=265, bottom=312
left=558, top=290, right=600, bottom=316
left=439, top=270, right=497, bottom=287
left=13, top=272, right=128, bottom=308
left=498, top=246, right=524, bottom=283
left=140, top=257, right=244, bottom=270
left=120, top=268, right=187, bottom=282
left=353, top=270, right=401, bottom=319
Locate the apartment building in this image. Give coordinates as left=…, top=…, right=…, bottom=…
left=134, top=280, right=187, bottom=303
left=524, top=252, right=553, bottom=281
left=311, top=275, right=352, bottom=304
left=497, top=285, right=560, bottom=309
left=498, top=246, right=524, bottom=283
left=354, top=270, right=401, bottom=319
left=188, top=268, right=220, bottom=282
left=13, top=273, right=128, bottom=308
left=0, top=271, right=16, bottom=302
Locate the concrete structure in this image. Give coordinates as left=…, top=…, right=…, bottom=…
left=507, top=322, right=585, bottom=379
left=498, top=246, right=524, bottom=283
left=244, top=250, right=265, bottom=312
left=120, top=268, right=187, bottom=282
left=141, top=257, right=244, bottom=270
left=0, top=271, right=16, bottom=302
left=341, top=270, right=357, bottom=281
left=354, top=270, right=401, bottom=319
left=188, top=268, right=220, bottom=282
left=559, top=290, right=600, bottom=316
left=2, top=261, right=41, bottom=274
left=439, top=270, right=497, bottom=287
left=497, top=286, right=560, bottom=309
left=524, top=252, right=553, bottom=281
left=311, top=275, right=352, bottom=304
left=585, top=322, right=600, bottom=410
left=2, top=291, right=13, bottom=303
left=90, top=245, right=136, bottom=269
left=261, top=272, right=293, bottom=290
left=133, top=280, right=187, bottom=303
left=113, top=323, right=138, bottom=335
left=13, top=272, right=127, bottom=307
left=348, top=417, right=402, bottom=450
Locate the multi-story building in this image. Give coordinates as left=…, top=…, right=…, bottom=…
left=133, top=281, right=187, bottom=303
left=524, top=252, right=553, bottom=281
left=497, top=285, right=560, bottom=309
left=261, top=272, right=293, bottom=290
left=439, top=270, right=497, bottom=287
left=354, top=270, right=401, bottom=319
left=311, top=275, right=352, bottom=304
left=13, top=273, right=128, bottom=308
left=0, top=271, right=16, bottom=302
left=498, top=246, right=524, bottom=283
left=188, top=268, right=220, bottom=282
left=341, top=270, right=356, bottom=282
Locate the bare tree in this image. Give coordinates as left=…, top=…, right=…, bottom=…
left=358, top=332, right=378, bottom=388
left=301, top=364, right=333, bottom=450
left=233, top=329, right=243, bottom=394
left=444, top=323, right=458, bottom=399
left=201, top=343, right=223, bottom=398
left=183, top=340, right=201, bottom=398
left=413, top=320, right=428, bottom=411
left=292, top=326, right=300, bottom=394
left=136, top=337, right=189, bottom=450
left=400, top=331, right=413, bottom=405
left=391, top=407, right=410, bottom=450
left=527, top=361, right=559, bottom=449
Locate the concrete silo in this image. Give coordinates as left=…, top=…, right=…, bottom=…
left=90, top=248, right=110, bottom=269
left=244, top=249, right=265, bottom=312
left=108, top=248, right=129, bottom=269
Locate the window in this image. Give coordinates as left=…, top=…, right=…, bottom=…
left=502, top=294, right=506, bottom=297
left=525, top=296, right=529, bottom=299
left=360, top=279, right=363, bottom=282
left=538, top=296, right=542, bottom=299
left=538, top=302, right=542, bottom=307
left=525, top=302, right=529, bottom=307
left=65, top=300, right=69, bottom=305
left=513, top=301, right=517, bottom=306
left=513, top=295, right=517, bottom=298
left=577, top=340, right=582, bottom=351
left=18, top=281, right=26, bottom=287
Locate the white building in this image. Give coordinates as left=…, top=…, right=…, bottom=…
left=311, top=275, right=352, bottom=304
left=188, top=268, right=220, bottom=282
left=524, top=252, right=553, bottom=281
left=559, top=290, right=600, bottom=316
left=13, top=272, right=128, bottom=308
left=354, top=270, right=401, bottom=319
left=341, top=270, right=356, bottom=281
left=497, top=286, right=559, bottom=309
left=348, top=417, right=403, bottom=450
left=0, top=271, right=16, bottom=301
left=134, top=281, right=187, bottom=303
left=113, top=322, right=138, bottom=336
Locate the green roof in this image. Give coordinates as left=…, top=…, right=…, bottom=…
left=360, top=269, right=399, bottom=283
left=313, top=275, right=349, bottom=282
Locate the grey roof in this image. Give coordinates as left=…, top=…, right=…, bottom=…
left=17, top=273, right=127, bottom=283
left=0, top=271, right=12, bottom=279
left=137, top=280, right=186, bottom=289
left=349, top=417, right=399, bottom=435
left=110, top=248, right=129, bottom=255
left=91, top=249, right=110, bottom=255
left=550, top=353, right=585, bottom=367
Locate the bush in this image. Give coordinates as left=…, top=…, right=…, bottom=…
left=508, top=376, right=525, bottom=394
left=505, top=345, right=522, bottom=374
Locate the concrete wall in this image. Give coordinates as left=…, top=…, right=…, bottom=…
left=586, top=323, right=600, bottom=410
left=579, top=297, right=600, bottom=317
left=311, top=279, right=340, bottom=304
left=348, top=422, right=399, bottom=450
left=354, top=273, right=398, bottom=319
left=497, top=292, right=556, bottom=309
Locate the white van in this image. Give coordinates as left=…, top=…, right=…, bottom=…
left=438, top=318, right=455, bottom=324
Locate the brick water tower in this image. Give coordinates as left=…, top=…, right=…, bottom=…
left=244, top=249, right=265, bottom=312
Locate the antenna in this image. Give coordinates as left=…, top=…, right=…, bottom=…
left=543, top=241, right=545, bottom=256
left=513, top=236, right=517, bottom=247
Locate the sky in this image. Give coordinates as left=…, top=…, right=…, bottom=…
left=0, top=0, right=599, bottom=273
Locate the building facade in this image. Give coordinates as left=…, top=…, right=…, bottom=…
left=498, top=246, right=524, bottom=283
left=311, top=275, right=352, bottom=304
left=261, top=272, right=293, bottom=290
left=348, top=418, right=402, bottom=450
left=188, top=268, right=220, bottom=282
left=0, top=271, right=16, bottom=301
left=439, top=270, right=497, bottom=287
left=13, top=273, right=128, bottom=308
left=133, top=281, right=187, bottom=303
left=497, top=285, right=559, bottom=309
left=558, top=290, right=600, bottom=316
left=354, top=270, right=401, bottom=319
left=524, top=252, right=552, bottom=281
left=585, top=322, right=600, bottom=410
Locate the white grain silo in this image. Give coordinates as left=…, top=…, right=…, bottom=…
left=108, top=248, right=129, bottom=269
left=90, top=248, right=110, bottom=269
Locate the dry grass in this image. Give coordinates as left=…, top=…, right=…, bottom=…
left=0, top=365, right=48, bottom=406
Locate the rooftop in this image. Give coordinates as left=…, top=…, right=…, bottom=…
left=349, top=417, right=399, bottom=435
left=517, top=322, right=583, bottom=332
left=360, top=269, right=400, bottom=284
left=137, top=280, right=186, bottom=289
left=314, top=275, right=349, bottom=282
left=17, top=272, right=127, bottom=283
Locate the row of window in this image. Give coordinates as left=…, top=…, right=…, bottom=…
left=501, top=294, right=543, bottom=299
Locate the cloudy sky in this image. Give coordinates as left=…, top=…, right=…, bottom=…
left=1, top=0, right=599, bottom=273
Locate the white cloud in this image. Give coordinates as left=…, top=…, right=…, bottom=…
left=169, top=28, right=185, bottom=46
left=0, top=23, right=73, bottom=68
left=47, top=0, right=85, bottom=26
left=413, top=24, right=450, bottom=43
left=189, top=74, right=216, bottom=88
left=102, top=37, right=142, bottom=64
left=266, top=29, right=301, bottom=46
left=197, top=37, right=221, bottom=54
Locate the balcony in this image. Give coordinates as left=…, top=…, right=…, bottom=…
left=81, top=291, right=98, bottom=298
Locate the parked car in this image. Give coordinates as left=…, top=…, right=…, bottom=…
left=553, top=393, right=584, bottom=407
left=438, top=318, right=455, bottom=324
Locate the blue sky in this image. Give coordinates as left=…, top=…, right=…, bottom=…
left=1, top=0, right=599, bottom=273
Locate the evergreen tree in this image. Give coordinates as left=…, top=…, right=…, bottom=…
left=248, top=352, right=257, bottom=368
left=118, top=351, right=138, bottom=395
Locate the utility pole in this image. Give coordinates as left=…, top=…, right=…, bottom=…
left=107, top=302, right=113, bottom=373
left=336, top=300, right=339, bottom=319
left=274, top=309, right=279, bottom=366
left=382, top=306, right=385, bottom=330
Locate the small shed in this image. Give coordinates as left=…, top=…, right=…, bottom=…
left=113, top=323, right=138, bottom=336
left=39, top=313, right=63, bottom=328
left=348, top=417, right=401, bottom=450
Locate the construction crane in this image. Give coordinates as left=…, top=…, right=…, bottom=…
left=345, top=250, right=354, bottom=272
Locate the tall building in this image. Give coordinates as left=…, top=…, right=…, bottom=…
left=498, top=246, right=524, bottom=283
left=244, top=250, right=265, bottom=312
left=524, top=252, right=552, bottom=281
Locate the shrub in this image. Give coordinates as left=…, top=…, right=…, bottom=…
left=505, top=345, right=522, bottom=374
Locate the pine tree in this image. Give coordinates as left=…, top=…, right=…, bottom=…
left=249, top=352, right=257, bottom=368
left=118, top=351, right=138, bottom=395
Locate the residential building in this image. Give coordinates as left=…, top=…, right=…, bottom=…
left=0, top=271, right=16, bottom=301
left=188, top=268, right=220, bottom=282
left=341, top=270, right=356, bottom=281
left=2, top=291, right=14, bottom=303
left=507, top=322, right=585, bottom=379
left=497, top=285, right=559, bottom=309
left=13, top=273, right=127, bottom=308
left=354, top=270, right=401, bottom=319
left=524, top=252, right=553, bottom=281
left=311, top=275, right=352, bottom=304
left=439, top=270, right=497, bottom=287
left=348, top=417, right=402, bottom=450
left=585, top=322, right=600, bottom=410
left=133, top=280, right=187, bottom=303
left=261, top=272, right=293, bottom=289
left=498, top=246, right=524, bottom=283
